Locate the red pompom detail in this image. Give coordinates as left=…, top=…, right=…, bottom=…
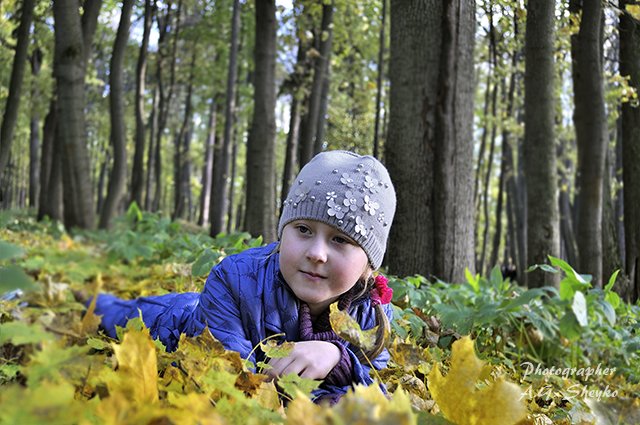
left=370, top=274, right=393, bottom=305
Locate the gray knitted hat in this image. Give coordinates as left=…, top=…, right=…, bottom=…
left=278, top=150, right=396, bottom=269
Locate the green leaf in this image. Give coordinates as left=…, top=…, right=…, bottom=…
left=260, top=339, right=295, bottom=359
left=559, top=277, right=576, bottom=300
left=191, top=248, right=222, bottom=276
left=604, top=269, right=620, bottom=293
left=549, top=256, right=591, bottom=285
left=571, top=291, right=588, bottom=327
left=0, top=241, right=24, bottom=261
left=605, top=291, right=621, bottom=310
left=0, top=265, right=36, bottom=292
left=559, top=312, right=582, bottom=340
left=277, top=372, right=321, bottom=399
left=0, top=321, right=54, bottom=346
left=465, top=268, right=479, bottom=292
left=86, top=337, right=111, bottom=351
left=597, top=299, right=616, bottom=326
left=0, top=364, right=19, bottom=382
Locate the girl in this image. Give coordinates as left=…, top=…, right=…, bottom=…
left=94, top=150, right=396, bottom=404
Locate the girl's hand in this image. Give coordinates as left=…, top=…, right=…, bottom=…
left=265, top=340, right=341, bottom=380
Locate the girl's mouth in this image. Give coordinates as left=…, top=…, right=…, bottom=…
left=301, top=271, right=326, bottom=279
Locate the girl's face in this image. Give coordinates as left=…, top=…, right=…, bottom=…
left=279, top=220, right=370, bottom=317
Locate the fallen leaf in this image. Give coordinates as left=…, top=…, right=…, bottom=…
left=110, top=326, right=159, bottom=404
left=329, top=302, right=377, bottom=352
left=428, top=336, right=527, bottom=425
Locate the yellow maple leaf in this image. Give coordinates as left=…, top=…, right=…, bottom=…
left=110, top=327, right=159, bottom=404
left=329, top=302, right=377, bottom=352
left=334, top=385, right=417, bottom=425
left=627, top=4, right=640, bottom=21
left=428, top=336, right=527, bottom=425
left=80, top=274, right=103, bottom=335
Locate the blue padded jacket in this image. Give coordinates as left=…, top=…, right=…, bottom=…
left=94, top=242, right=392, bottom=401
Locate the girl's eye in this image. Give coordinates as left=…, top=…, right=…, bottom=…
left=296, top=225, right=311, bottom=234
left=333, top=236, right=351, bottom=245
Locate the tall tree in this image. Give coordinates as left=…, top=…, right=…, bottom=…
left=198, top=99, right=219, bottom=226
left=386, top=0, right=475, bottom=282
left=373, top=0, right=387, bottom=159
left=29, top=47, right=42, bottom=209
left=244, top=0, right=277, bottom=241
left=523, top=0, right=560, bottom=287
left=210, top=0, right=241, bottom=236
left=152, top=0, right=181, bottom=212
left=99, top=0, right=134, bottom=229
left=298, top=1, right=334, bottom=166
left=130, top=0, right=154, bottom=207
left=173, top=46, right=197, bottom=221
left=620, top=0, right=640, bottom=302
left=571, top=0, right=606, bottom=286
left=0, top=0, right=36, bottom=192
left=52, top=0, right=102, bottom=229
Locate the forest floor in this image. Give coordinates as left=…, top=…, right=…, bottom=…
left=1, top=208, right=639, bottom=425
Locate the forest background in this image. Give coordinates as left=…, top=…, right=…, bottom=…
left=1, top=0, right=640, bottom=299
left=1, top=0, right=640, bottom=423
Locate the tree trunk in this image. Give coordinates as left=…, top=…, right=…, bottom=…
left=0, top=0, right=36, bottom=186
left=620, top=0, right=640, bottom=302
left=131, top=0, right=153, bottom=207
left=198, top=99, right=218, bottom=226
left=145, top=85, right=159, bottom=210
left=387, top=0, right=475, bottom=281
left=37, top=102, right=62, bottom=221
left=245, top=0, right=277, bottom=242
left=173, top=47, right=197, bottom=221
left=558, top=141, right=579, bottom=267
left=29, top=48, right=42, bottom=209
left=210, top=0, right=241, bottom=237
left=523, top=0, right=560, bottom=287
left=572, top=0, right=606, bottom=287
left=152, top=0, right=181, bottom=212
left=373, top=0, right=387, bottom=159
left=602, top=150, right=622, bottom=283
left=298, top=1, right=334, bottom=166
left=479, top=82, right=498, bottom=274
left=53, top=0, right=99, bottom=229
left=99, top=0, right=134, bottom=229
left=280, top=35, right=310, bottom=215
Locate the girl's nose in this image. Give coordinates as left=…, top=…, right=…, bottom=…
left=306, top=238, right=328, bottom=263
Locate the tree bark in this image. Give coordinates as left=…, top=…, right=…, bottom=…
left=99, top=0, right=134, bottom=229
left=373, top=0, right=387, bottom=159
left=244, top=0, right=277, bottom=241
left=298, top=1, right=334, bottom=166
left=198, top=99, right=218, bottom=226
left=0, top=0, right=36, bottom=186
left=572, top=0, right=606, bottom=286
left=173, top=46, right=197, bottom=221
left=152, top=0, right=181, bottom=212
left=620, top=0, right=640, bottom=302
left=37, top=102, right=62, bottom=221
left=144, top=85, right=159, bottom=210
left=387, top=0, right=475, bottom=281
left=523, top=0, right=560, bottom=287
left=210, top=0, right=241, bottom=236
left=130, top=0, right=153, bottom=207
left=53, top=0, right=100, bottom=229
left=29, top=47, right=42, bottom=209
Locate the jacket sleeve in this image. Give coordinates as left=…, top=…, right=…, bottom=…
left=191, top=257, right=255, bottom=362
left=313, top=302, right=393, bottom=404
left=93, top=292, right=201, bottom=351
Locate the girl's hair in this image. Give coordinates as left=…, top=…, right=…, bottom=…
left=341, top=275, right=390, bottom=363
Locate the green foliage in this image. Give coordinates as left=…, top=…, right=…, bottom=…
left=1, top=212, right=639, bottom=423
